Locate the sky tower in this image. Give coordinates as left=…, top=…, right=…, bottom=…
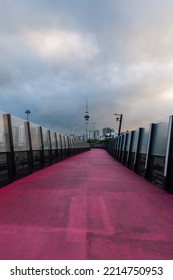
left=84, top=98, right=90, bottom=132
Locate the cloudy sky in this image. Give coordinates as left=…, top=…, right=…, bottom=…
left=1, top=0, right=173, bottom=134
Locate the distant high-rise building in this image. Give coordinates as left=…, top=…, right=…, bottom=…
left=83, top=130, right=93, bottom=141
left=103, top=127, right=111, bottom=136
left=95, top=130, right=100, bottom=140
left=102, top=127, right=115, bottom=138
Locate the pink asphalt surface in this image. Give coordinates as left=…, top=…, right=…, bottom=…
left=0, top=148, right=173, bottom=260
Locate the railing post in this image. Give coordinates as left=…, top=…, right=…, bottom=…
left=119, top=134, right=124, bottom=162
left=117, top=135, right=123, bottom=161
left=122, top=132, right=128, bottom=164
left=24, top=121, right=33, bottom=174
left=59, top=134, right=63, bottom=160
left=144, top=123, right=156, bottom=179
left=72, top=137, right=74, bottom=154
left=64, top=135, right=67, bottom=158
left=39, top=127, right=45, bottom=168
left=55, top=132, right=59, bottom=162
left=121, top=135, right=125, bottom=162
left=48, top=130, right=52, bottom=164
left=67, top=136, right=71, bottom=157
left=134, top=128, right=144, bottom=172
left=3, top=114, right=16, bottom=181
left=113, top=138, right=117, bottom=159
left=163, top=115, right=173, bottom=192
left=115, top=137, right=120, bottom=159
left=127, top=131, right=135, bottom=167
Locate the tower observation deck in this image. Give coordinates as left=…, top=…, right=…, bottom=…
left=84, top=98, right=90, bottom=132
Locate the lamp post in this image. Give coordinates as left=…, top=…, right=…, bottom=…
left=25, top=109, right=31, bottom=121
left=114, top=113, right=123, bottom=136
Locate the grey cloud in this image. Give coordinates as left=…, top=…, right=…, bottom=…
left=1, top=0, right=173, bottom=135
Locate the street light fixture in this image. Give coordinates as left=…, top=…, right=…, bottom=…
left=114, top=113, right=123, bottom=136
left=25, top=109, right=31, bottom=121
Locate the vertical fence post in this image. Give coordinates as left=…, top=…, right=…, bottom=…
left=39, top=127, right=44, bottom=168
left=163, top=115, right=173, bottom=192
left=115, top=137, right=120, bottom=160
left=3, top=114, right=16, bottom=181
left=127, top=131, right=135, bottom=168
left=134, top=128, right=144, bottom=172
left=48, top=130, right=52, bottom=164
left=126, top=133, right=131, bottom=166
left=24, top=121, right=33, bottom=174
left=65, top=136, right=68, bottom=158
left=67, top=136, right=71, bottom=157
left=55, top=132, right=59, bottom=162
left=120, top=135, right=124, bottom=162
left=120, top=134, right=125, bottom=163
left=122, top=132, right=128, bottom=164
left=59, top=134, right=63, bottom=160
left=113, top=137, right=117, bottom=159
left=62, top=135, right=65, bottom=158
left=57, top=134, right=60, bottom=161
left=117, top=135, right=122, bottom=161
left=62, top=135, right=66, bottom=158
left=72, top=137, right=74, bottom=154
left=144, top=123, right=156, bottom=179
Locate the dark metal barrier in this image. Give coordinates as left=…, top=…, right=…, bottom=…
left=105, top=115, right=173, bottom=193
left=0, top=112, right=90, bottom=188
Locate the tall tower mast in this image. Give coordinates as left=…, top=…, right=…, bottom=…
left=84, top=98, right=90, bottom=132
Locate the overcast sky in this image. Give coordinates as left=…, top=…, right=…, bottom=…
left=1, top=0, right=173, bottom=134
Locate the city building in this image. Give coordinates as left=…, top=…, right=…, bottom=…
left=94, top=130, right=100, bottom=140
left=103, top=127, right=111, bottom=137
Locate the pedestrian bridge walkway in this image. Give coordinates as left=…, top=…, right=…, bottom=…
left=0, top=148, right=173, bottom=260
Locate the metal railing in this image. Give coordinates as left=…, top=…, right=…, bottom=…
left=105, top=115, right=173, bottom=193
left=0, top=111, right=90, bottom=188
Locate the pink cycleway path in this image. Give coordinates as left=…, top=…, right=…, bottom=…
left=0, top=148, right=173, bottom=259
